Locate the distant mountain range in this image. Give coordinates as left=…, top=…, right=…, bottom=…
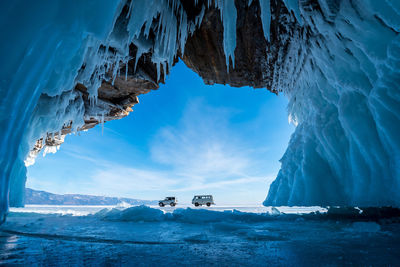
left=25, top=188, right=158, bottom=206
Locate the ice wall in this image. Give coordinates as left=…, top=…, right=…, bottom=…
left=265, top=0, right=400, bottom=206
left=0, top=0, right=128, bottom=220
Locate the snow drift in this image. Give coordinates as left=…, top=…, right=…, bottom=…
left=94, top=205, right=289, bottom=223
left=0, top=0, right=400, bottom=221
left=93, top=205, right=400, bottom=223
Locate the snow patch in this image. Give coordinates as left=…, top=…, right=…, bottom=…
left=99, top=205, right=164, bottom=222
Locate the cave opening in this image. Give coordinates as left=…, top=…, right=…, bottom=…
left=2, top=0, right=400, bottom=264
left=25, top=62, right=294, bottom=206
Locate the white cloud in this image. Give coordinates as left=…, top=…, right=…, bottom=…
left=173, top=176, right=271, bottom=192
left=90, top=165, right=179, bottom=192
left=153, top=101, right=249, bottom=174
left=146, top=99, right=275, bottom=190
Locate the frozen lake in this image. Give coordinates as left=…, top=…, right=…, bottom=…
left=1, top=205, right=400, bottom=266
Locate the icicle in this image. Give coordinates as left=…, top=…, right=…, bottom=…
left=134, top=50, right=141, bottom=73
left=125, top=62, right=128, bottom=80
left=101, top=112, right=105, bottom=135
left=195, top=5, right=205, bottom=27
left=162, top=61, right=167, bottom=79
left=281, top=0, right=303, bottom=25
left=179, top=12, right=188, bottom=55
left=156, top=62, right=161, bottom=82
left=112, top=60, right=120, bottom=85
left=259, top=0, right=271, bottom=42
left=215, top=0, right=238, bottom=71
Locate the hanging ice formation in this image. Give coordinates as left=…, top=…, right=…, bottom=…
left=1, top=0, right=400, bottom=221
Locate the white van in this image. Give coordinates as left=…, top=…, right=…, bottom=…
left=192, top=195, right=215, bottom=207
left=159, top=197, right=177, bottom=207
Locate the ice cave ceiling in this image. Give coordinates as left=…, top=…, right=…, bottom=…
left=1, top=0, right=400, bottom=219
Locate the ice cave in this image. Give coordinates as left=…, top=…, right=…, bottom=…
left=1, top=0, right=400, bottom=224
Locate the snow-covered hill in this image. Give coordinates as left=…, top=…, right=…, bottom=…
left=25, top=188, right=157, bottom=206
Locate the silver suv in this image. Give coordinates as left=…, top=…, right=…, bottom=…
left=192, top=195, right=215, bottom=207
left=159, top=197, right=177, bottom=207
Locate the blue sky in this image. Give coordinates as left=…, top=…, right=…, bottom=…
left=27, top=62, right=294, bottom=205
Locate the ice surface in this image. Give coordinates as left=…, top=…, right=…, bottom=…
left=348, top=222, right=381, bottom=233
left=2, top=206, right=399, bottom=265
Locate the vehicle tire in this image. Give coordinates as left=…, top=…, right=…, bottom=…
left=195, top=203, right=199, bottom=207
left=170, top=203, right=175, bottom=207
left=159, top=203, right=164, bottom=207
left=206, top=202, right=211, bottom=207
